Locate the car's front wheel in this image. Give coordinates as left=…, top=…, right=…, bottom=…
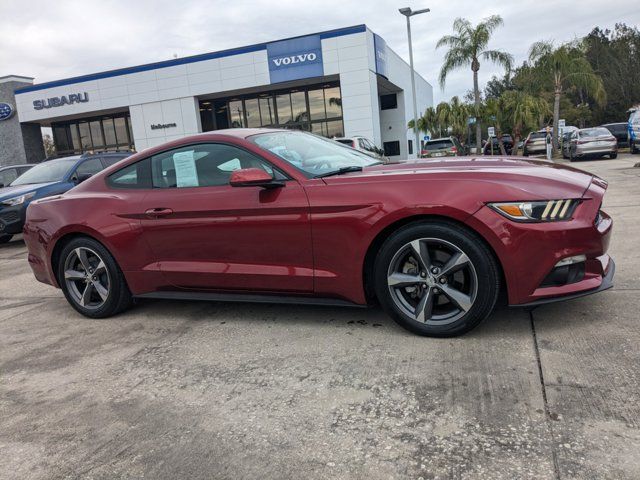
left=374, top=222, right=500, bottom=337
left=0, top=235, right=12, bottom=244
left=58, top=237, right=132, bottom=318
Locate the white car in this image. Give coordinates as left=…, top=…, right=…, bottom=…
left=334, top=136, right=388, bottom=162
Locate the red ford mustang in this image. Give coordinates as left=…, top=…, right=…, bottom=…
left=23, top=129, right=614, bottom=336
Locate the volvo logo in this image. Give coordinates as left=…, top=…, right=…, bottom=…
left=0, top=102, right=14, bottom=121
left=271, top=52, right=317, bottom=67
left=33, top=92, right=89, bottom=110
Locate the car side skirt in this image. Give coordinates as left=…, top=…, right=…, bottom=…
left=134, top=291, right=367, bottom=308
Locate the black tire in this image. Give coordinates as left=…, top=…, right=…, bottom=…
left=610, top=152, right=617, bottom=159
left=57, top=236, right=132, bottom=318
left=373, top=221, right=500, bottom=337
left=632, top=141, right=639, bottom=154
left=569, top=149, right=575, bottom=162
left=0, top=235, right=12, bottom=244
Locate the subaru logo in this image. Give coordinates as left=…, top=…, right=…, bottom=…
left=271, top=52, right=317, bottom=67
left=0, top=102, right=14, bottom=121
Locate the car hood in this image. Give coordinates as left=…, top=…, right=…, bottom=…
left=323, top=157, right=596, bottom=199
left=0, top=182, right=56, bottom=200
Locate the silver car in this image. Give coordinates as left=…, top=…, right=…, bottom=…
left=568, top=127, right=618, bottom=161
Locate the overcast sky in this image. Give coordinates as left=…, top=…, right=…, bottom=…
left=1, top=0, right=639, bottom=104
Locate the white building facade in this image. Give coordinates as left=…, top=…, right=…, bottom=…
left=13, top=25, right=432, bottom=161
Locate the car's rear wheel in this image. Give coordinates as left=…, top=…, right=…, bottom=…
left=0, top=235, right=12, bottom=244
left=610, top=152, right=618, bottom=159
left=58, top=237, right=132, bottom=318
left=374, top=222, right=500, bottom=337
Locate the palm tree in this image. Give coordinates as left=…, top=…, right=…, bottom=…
left=408, top=106, right=438, bottom=138
left=437, top=15, right=513, bottom=152
left=500, top=90, right=551, bottom=155
left=528, top=41, right=606, bottom=151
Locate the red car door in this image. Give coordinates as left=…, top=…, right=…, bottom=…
left=138, top=142, right=313, bottom=293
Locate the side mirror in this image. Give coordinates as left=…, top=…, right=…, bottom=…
left=229, top=168, right=282, bottom=189
left=75, top=173, right=93, bottom=184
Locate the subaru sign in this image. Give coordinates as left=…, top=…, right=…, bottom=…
left=33, top=92, right=89, bottom=110
left=0, top=102, right=14, bottom=121
left=267, top=34, right=323, bottom=84
left=374, top=34, right=388, bottom=78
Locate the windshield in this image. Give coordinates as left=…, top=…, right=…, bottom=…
left=11, top=158, right=77, bottom=186
left=579, top=128, right=611, bottom=138
left=250, top=131, right=380, bottom=177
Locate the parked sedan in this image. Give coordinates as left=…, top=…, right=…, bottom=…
left=0, top=152, right=130, bottom=244
left=420, top=137, right=462, bottom=158
left=0, top=163, right=35, bottom=189
left=568, top=127, right=618, bottom=161
left=522, top=131, right=547, bottom=156
left=23, top=129, right=614, bottom=337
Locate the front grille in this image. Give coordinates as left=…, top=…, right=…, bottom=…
left=0, top=210, right=19, bottom=223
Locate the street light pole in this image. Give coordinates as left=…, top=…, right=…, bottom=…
left=399, top=6, right=429, bottom=158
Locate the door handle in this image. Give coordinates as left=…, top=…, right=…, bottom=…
left=145, top=208, right=174, bottom=218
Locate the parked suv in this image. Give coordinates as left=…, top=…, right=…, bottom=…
left=0, top=152, right=131, bottom=244
left=483, top=134, right=514, bottom=155
left=629, top=107, right=640, bottom=154
left=601, top=123, right=629, bottom=148
left=568, top=127, right=617, bottom=161
left=0, top=164, right=35, bottom=189
left=523, top=131, right=548, bottom=156
left=334, top=136, right=387, bottom=162
left=420, top=137, right=462, bottom=158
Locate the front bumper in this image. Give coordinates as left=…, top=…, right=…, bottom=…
left=0, top=204, right=26, bottom=235
left=468, top=180, right=613, bottom=306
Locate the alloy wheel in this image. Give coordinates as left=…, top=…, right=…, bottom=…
left=63, top=247, right=111, bottom=310
left=387, top=238, right=478, bottom=325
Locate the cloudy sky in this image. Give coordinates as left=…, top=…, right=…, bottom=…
left=1, top=0, right=638, bottom=103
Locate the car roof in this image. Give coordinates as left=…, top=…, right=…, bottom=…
left=0, top=163, right=36, bottom=170
left=601, top=122, right=627, bottom=127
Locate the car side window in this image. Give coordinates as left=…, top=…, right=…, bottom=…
left=0, top=168, right=17, bottom=186
left=108, top=158, right=152, bottom=189
left=150, top=143, right=282, bottom=189
left=358, top=139, right=368, bottom=150
left=75, top=158, right=104, bottom=177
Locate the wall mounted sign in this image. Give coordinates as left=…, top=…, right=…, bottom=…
left=267, top=34, right=323, bottom=84
left=150, top=123, right=177, bottom=130
left=0, top=102, right=14, bottom=121
left=374, top=34, right=388, bottom=78
left=33, top=92, right=89, bottom=110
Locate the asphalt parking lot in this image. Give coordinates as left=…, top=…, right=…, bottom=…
left=1, top=154, right=639, bottom=480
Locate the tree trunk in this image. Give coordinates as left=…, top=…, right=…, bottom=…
left=553, top=87, right=561, bottom=152
left=473, top=66, right=482, bottom=153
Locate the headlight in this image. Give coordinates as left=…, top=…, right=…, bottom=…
left=488, top=199, right=581, bottom=222
left=1, top=192, right=36, bottom=207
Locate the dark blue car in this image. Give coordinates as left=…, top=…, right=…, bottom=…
left=0, top=152, right=131, bottom=243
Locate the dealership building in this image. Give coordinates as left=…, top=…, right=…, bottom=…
left=2, top=25, right=432, bottom=166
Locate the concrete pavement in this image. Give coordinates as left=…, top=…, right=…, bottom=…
left=0, top=154, right=638, bottom=480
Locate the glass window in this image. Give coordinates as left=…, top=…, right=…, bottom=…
left=53, top=126, right=70, bottom=153
left=103, top=118, right=117, bottom=146
left=69, top=124, right=81, bottom=152
left=11, top=158, right=78, bottom=185
left=229, top=100, right=245, bottom=128
left=324, top=86, right=342, bottom=118
left=78, top=122, right=92, bottom=150
left=326, top=120, right=344, bottom=138
left=291, top=91, right=307, bottom=124
left=259, top=97, right=275, bottom=126
left=383, top=141, right=401, bottom=157
left=308, top=89, right=326, bottom=121
left=89, top=121, right=104, bottom=148
left=251, top=131, right=380, bottom=178
left=108, top=158, right=152, bottom=189
left=276, top=94, right=292, bottom=124
left=0, top=168, right=17, bottom=187
left=244, top=98, right=261, bottom=128
left=151, top=143, right=276, bottom=189
left=380, top=94, right=397, bottom=110
left=114, top=117, right=128, bottom=146
left=75, top=158, right=104, bottom=177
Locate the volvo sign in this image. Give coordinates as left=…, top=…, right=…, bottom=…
left=33, top=92, right=89, bottom=110
left=267, top=34, right=323, bottom=83
left=0, top=102, right=14, bottom=121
